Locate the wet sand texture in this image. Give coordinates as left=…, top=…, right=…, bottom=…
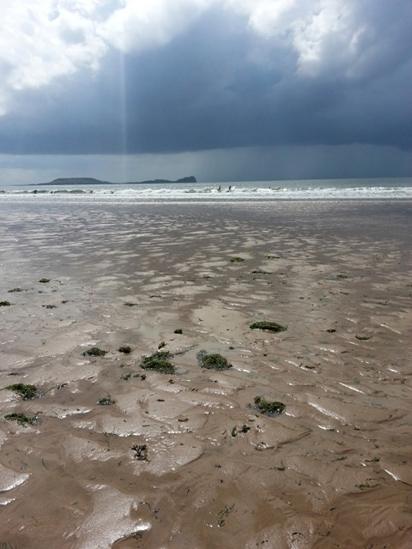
left=0, top=200, right=412, bottom=548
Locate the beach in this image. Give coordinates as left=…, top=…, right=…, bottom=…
left=1, top=198, right=412, bottom=548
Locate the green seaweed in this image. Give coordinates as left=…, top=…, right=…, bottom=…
left=231, top=424, right=250, bottom=437
left=38, top=278, right=50, bottom=283
left=4, top=412, right=38, bottom=426
left=356, top=483, right=379, bottom=490
left=131, top=444, right=148, bottom=461
left=216, top=504, right=235, bottom=527
left=254, top=396, right=285, bottom=416
left=6, top=383, right=38, bottom=400
left=197, top=350, right=232, bottom=370
left=250, top=321, right=287, bottom=333
left=140, top=351, right=175, bottom=374
left=230, top=257, right=245, bottom=263
left=83, top=347, right=107, bottom=357
left=8, top=288, right=23, bottom=293
left=97, top=397, right=115, bottom=406
left=0, top=301, right=11, bottom=307
left=118, top=345, right=132, bottom=354
left=174, top=328, right=183, bottom=334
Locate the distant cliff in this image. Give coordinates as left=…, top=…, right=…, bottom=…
left=40, top=176, right=197, bottom=186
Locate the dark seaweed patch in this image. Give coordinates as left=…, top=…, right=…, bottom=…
left=4, top=412, right=38, bottom=426
left=140, top=351, right=175, bottom=374
left=6, top=383, right=38, bottom=400
left=230, top=257, right=245, bottom=263
left=131, top=444, right=148, bottom=461
left=97, top=397, right=115, bottom=406
left=197, top=351, right=232, bottom=370
left=118, top=345, right=132, bottom=354
left=83, top=347, right=107, bottom=357
left=254, top=396, right=285, bottom=416
left=250, top=321, right=287, bottom=333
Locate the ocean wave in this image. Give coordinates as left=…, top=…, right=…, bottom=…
left=1, top=183, right=412, bottom=201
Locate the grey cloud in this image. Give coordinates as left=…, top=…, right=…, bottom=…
left=0, top=2, right=411, bottom=160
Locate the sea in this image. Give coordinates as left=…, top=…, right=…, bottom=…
left=1, top=177, right=412, bottom=203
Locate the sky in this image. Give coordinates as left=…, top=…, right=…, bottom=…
left=0, top=0, right=411, bottom=183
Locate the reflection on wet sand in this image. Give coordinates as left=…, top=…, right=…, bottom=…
left=0, top=200, right=411, bottom=548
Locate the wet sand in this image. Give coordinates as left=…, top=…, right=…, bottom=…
left=0, top=199, right=412, bottom=548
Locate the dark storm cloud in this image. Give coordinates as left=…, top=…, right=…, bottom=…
left=0, top=1, right=411, bottom=156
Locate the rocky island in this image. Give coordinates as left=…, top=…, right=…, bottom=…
left=37, top=176, right=197, bottom=186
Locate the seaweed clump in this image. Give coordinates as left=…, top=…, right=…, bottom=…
left=250, top=321, right=287, bottom=333
left=197, top=350, right=232, bottom=371
left=140, top=351, right=175, bottom=374
left=0, top=301, right=11, bottom=307
left=174, top=328, right=183, bottom=335
left=6, top=383, right=38, bottom=400
left=118, top=345, right=132, bottom=354
left=131, top=444, right=148, bottom=461
left=254, top=396, right=285, bottom=416
left=97, top=397, right=115, bottom=406
left=231, top=424, right=250, bottom=437
left=83, top=347, right=107, bottom=357
left=4, top=413, right=38, bottom=426
left=38, top=278, right=51, bottom=283
left=230, top=257, right=245, bottom=263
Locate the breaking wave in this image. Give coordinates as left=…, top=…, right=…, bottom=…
left=1, top=178, right=412, bottom=202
